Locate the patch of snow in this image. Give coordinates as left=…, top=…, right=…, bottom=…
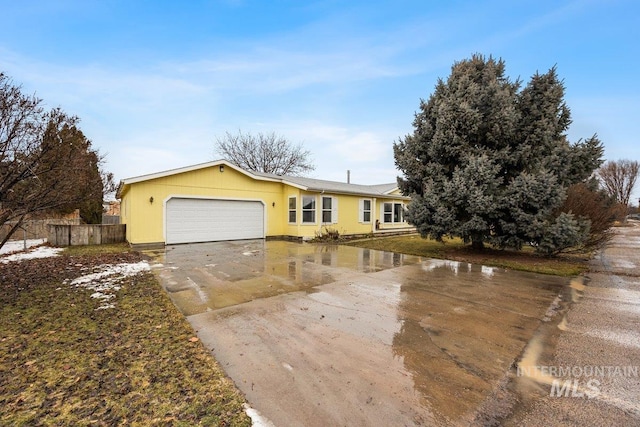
left=243, top=404, right=276, bottom=427
left=282, top=362, right=294, bottom=371
left=67, top=261, right=150, bottom=310
left=0, top=238, right=47, bottom=255
left=90, top=291, right=115, bottom=300
left=69, top=262, right=150, bottom=287
left=0, top=245, right=63, bottom=264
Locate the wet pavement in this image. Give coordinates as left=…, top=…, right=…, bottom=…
left=148, top=240, right=577, bottom=426
left=505, top=221, right=640, bottom=426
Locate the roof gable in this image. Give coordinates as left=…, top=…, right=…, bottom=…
left=117, top=160, right=407, bottom=199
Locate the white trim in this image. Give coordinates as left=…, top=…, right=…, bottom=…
left=301, top=194, right=317, bottom=225
left=321, top=195, right=338, bottom=225
left=381, top=201, right=407, bottom=225
left=382, top=187, right=400, bottom=195
left=163, top=195, right=266, bottom=243
left=121, top=160, right=284, bottom=186
left=359, top=198, right=372, bottom=223
left=331, top=197, right=338, bottom=224
left=288, top=195, right=297, bottom=224
left=116, top=159, right=408, bottom=200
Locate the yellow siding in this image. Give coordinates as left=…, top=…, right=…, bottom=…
left=120, top=164, right=412, bottom=245
left=281, top=191, right=396, bottom=239
left=122, top=166, right=285, bottom=245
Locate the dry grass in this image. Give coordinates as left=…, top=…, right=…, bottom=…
left=346, top=234, right=589, bottom=276
left=0, top=246, right=250, bottom=426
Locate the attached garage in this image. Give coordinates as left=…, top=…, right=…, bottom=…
left=117, top=160, right=412, bottom=247
left=165, top=198, right=265, bottom=244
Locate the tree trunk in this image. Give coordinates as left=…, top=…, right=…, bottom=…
left=471, top=238, right=484, bottom=251
left=0, top=215, right=26, bottom=250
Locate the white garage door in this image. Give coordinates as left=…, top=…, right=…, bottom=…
left=166, top=198, right=264, bottom=244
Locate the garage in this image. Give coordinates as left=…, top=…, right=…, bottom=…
left=165, top=198, right=264, bottom=244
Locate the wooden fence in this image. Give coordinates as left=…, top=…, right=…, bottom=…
left=48, top=224, right=126, bottom=247
left=0, top=218, right=81, bottom=242
left=102, top=215, right=121, bottom=225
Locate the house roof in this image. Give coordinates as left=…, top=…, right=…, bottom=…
left=117, top=160, right=408, bottom=199
left=250, top=170, right=402, bottom=197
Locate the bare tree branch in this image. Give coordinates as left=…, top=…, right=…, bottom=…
left=0, top=72, right=112, bottom=247
left=597, top=160, right=639, bottom=206
left=214, top=130, right=315, bottom=176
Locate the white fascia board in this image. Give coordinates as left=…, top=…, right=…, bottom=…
left=382, top=187, right=401, bottom=195
left=120, top=160, right=283, bottom=186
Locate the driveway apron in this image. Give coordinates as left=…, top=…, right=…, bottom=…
left=148, top=240, right=569, bottom=426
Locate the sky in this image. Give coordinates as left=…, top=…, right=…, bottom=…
left=1, top=0, right=639, bottom=202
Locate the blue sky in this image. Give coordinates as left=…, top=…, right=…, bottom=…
left=1, top=0, right=639, bottom=201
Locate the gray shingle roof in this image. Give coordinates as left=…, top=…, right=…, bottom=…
left=252, top=170, right=404, bottom=198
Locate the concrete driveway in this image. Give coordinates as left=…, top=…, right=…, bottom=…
left=148, top=240, right=569, bottom=426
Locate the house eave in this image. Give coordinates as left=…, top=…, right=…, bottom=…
left=115, top=160, right=409, bottom=200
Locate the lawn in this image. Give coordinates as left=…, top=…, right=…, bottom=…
left=0, top=244, right=250, bottom=426
left=346, top=234, right=589, bottom=276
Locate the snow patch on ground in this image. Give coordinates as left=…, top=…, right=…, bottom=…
left=66, top=262, right=150, bottom=310
left=1, top=245, right=63, bottom=263
left=243, top=404, right=276, bottom=427
left=0, top=238, right=47, bottom=255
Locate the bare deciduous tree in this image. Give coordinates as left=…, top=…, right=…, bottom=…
left=215, top=130, right=314, bottom=176
left=597, top=159, right=639, bottom=206
left=560, top=182, right=624, bottom=250
left=0, top=72, right=112, bottom=248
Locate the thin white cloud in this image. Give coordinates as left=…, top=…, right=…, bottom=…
left=162, top=47, right=410, bottom=95
left=2, top=0, right=636, bottom=195
left=329, top=131, right=390, bottom=164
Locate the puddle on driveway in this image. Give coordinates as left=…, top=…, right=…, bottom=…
left=147, top=240, right=422, bottom=315
left=149, top=240, right=571, bottom=426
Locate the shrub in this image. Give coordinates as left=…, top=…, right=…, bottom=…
left=559, top=183, right=623, bottom=251
left=313, top=227, right=342, bottom=242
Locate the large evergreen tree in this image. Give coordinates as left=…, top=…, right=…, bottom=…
left=40, top=114, right=107, bottom=224
left=394, top=55, right=603, bottom=254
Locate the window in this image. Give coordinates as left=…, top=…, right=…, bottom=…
left=302, top=195, right=316, bottom=223
left=322, top=197, right=332, bottom=223
left=394, top=203, right=403, bottom=223
left=321, top=196, right=338, bottom=224
left=288, top=196, right=296, bottom=223
left=360, top=199, right=371, bottom=223
left=383, top=203, right=393, bottom=223
left=383, top=202, right=405, bottom=224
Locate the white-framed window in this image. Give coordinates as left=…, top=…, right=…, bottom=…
left=382, top=202, right=405, bottom=224
left=394, top=203, right=403, bottom=223
left=321, top=196, right=338, bottom=224
left=359, top=199, right=372, bottom=223
left=302, top=195, right=316, bottom=223
left=288, top=196, right=296, bottom=224
left=383, top=203, right=393, bottom=223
